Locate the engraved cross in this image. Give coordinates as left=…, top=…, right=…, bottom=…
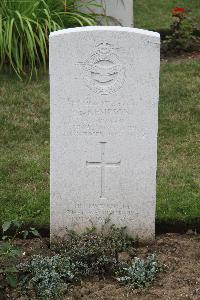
left=86, top=142, right=121, bottom=199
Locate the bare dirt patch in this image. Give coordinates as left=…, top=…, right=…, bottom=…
left=3, top=233, right=200, bottom=300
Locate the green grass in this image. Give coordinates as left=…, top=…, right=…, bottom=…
left=0, top=59, right=200, bottom=228
left=157, top=59, right=200, bottom=223
left=134, top=0, right=200, bottom=30
left=0, top=74, right=50, bottom=227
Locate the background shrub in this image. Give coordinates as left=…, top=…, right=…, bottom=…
left=162, top=8, right=200, bottom=55
left=0, top=0, right=97, bottom=78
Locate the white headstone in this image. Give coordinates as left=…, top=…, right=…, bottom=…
left=79, top=0, right=133, bottom=27
left=50, top=27, right=160, bottom=242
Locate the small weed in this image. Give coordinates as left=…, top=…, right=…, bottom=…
left=0, top=241, right=21, bottom=288
left=2, top=219, right=40, bottom=241
left=0, top=219, right=40, bottom=289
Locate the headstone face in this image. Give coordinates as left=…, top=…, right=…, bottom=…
left=79, top=0, right=133, bottom=27
left=50, top=27, right=160, bottom=242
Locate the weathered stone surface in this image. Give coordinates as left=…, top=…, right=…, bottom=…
left=79, top=0, right=133, bottom=27
left=50, top=27, right=160, bottom=241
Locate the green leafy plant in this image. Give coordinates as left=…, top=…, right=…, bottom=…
left=2, top=219, right=40, bottom=240
left=0, top=242, right=21, bottom=288
left=117, top=254, right=162, bottom=289
left=0, top=0, right=98, bottom=78
left=0, top=219, right=39, bottom=289
left=17, top=223, right=136, bottom=298
left=54, top=222, right=136, bottom=277
left=18, top=255, right=77, bottom=299
left=162, top=7, right=200, bottom=54
left=7, top=224, right=162, bottom=298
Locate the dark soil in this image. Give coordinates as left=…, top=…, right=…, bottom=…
left=2, top=233, right=200, bottom=300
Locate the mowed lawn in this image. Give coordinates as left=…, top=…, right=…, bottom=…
left=0, top=59, right=200, bottom=228
left=134, top=0, right=200, bottom=30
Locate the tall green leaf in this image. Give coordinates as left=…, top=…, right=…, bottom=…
left=0, top=0, right=100, bottom=78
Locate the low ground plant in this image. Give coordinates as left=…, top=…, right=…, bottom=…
left=18, top=255, right=77, bottom=299
left=2, top=219, right=40, bottom=240
left=0, top=241, right=21, bottom=289
left=0, top=221, right=163, bottom=299
left=16, top=224, right=156, bottom=299
left=53, top=223, right=136, bottom=276
left=0, top=220, right=39, bottom=291
left=117, top=254, right=162, bottom=289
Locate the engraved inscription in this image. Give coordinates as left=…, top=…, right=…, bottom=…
left=67, top=103, right=140, bottom=137
left=81, top=43, right=125, bottom=95
left=86, top=142, right=121, bottom=199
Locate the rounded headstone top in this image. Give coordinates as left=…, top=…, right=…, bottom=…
left=49, top=26, right=160, bottom=43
